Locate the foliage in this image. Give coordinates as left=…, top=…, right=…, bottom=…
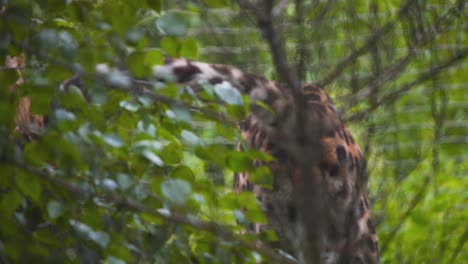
left=0, top=0, right=467, bottom=263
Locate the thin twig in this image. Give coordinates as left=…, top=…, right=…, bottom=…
left=380, top=176, right=430, bottom=253
left=340, top=1, right=465, bottom=112
left=345, top=46, right=468, bottom=122
left=316, top=0, right=415, bottom=87
left=0, top=66, right=25, bottom=71
left=236, top=0, right=300, bottom=92
left=448, top=227, right=467, bottom=263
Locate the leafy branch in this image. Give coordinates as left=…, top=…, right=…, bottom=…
left=13, top=160, right=296, bottom=264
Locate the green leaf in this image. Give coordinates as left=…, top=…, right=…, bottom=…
left=23, top=141, right=50, bottom=166
left=0, top=190, right=21, bottom=218
left=58, top=85, right=87, bottom=109
left=16, top=170, right=41, bottom=204
left=28, top=85, right=53, bottom=115
left=142, top=150, right=164, bottom=166
left=160, top=36, right=179, bottom=57
left=180, top=38, right=199, bottom=59
left=213, top=82, right=244, bottom=105
left=169, top=166, right=195, bottom=181
left=120, top=100, right=140, bottom=112
left=92, top=231, right=111, bottom=248
left=116, top=173, right=133, bottom=191
left=225, top=151, right=255, bottom=172
left=161, top=179, right=191, bottom=206
left=102, top=134, right=124, bottom=148
left=105, top=256, right=126, bottom=264
left=69, top=220, right=110, bottom=248
left=53, top=18, right=75, bottom=28
left=181, top=130, right=201, bottom=146
left=47, top=200, right=65, bottom=219
left=144, top=49, right=164, bottom=66
left=161, top=143, right=183, bottom=164
left=127, top=51, right=147, bottom=78
left=250, top=165, right=272, bottom=189
left=156, top=12, right=191, bottom=36
left=140, top=212, right=164, bottom=225
left=127, top=50, right=161, bottom=78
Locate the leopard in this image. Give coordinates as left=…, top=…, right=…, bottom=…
left=152, top=58, right=379, bottom=264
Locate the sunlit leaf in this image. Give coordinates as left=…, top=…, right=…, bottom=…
left=15, top=171, right=41, bottom=204
left=103, top=134, right=124, bottom=148
left=161, top=179, right=192, bottom=206
left=142, top=150, right=164, bottom=166
left=47, top=200, right=65, bottom=219
left=180, top=38, right=199, bottom=59
left=181, top=130, right=201, bottom=145
left=213, top=82, right=244, bottom=105
left=160, top=36, right=179, bottom=57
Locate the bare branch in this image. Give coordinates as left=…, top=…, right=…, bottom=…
left=340, top=0, right=466, bottom=113
left=345, top=46, right=468, bottom=122
left=0, top=66, right=25, bottom=71
left=236, top=0, right=300, bottom=92
left=448, top=228, right=467, bottom=263
left=316, top=0, right=415, bottom=87
left=380, top=176, right=430, bottom=253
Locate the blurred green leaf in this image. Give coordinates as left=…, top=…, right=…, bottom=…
left=250, top=165, right=272, bottom=189
left=213, top=82, right=244, bottom=105
left=23, top=141, right=50, bottom=166
left=15, top=170, right=41, bottom=204
left=142, top=150, right=164, bottom=166
left=156, top=12, right=191, bottom=36
left=0, top=190, right=22, bottom=218
left=170, top=166, right=195, bottom=181
left=181, top=130, right=201, bottom=146
left=47, top=200, right=65, bottom=219
left=180, top=38, right=199, bottom=59
left=127, top=52, right=148, bottom=78
left=161, top=143, right=183, bottom=164
left=160, top=36, right=179, bottom=57
left=161, top=179, right=192, bottom=206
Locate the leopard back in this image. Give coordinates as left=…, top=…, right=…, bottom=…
left=152, top=58, right=379, bottom=263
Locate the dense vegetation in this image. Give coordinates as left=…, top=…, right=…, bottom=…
left=0, top=0, right=466, bottom=263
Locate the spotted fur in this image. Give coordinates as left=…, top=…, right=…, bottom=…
left=152, top=58, right=379, bottom=263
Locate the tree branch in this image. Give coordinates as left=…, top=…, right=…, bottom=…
left=345, top=46, right=468, bottom=122
left=236, top=0, right=300, bottom=92
left=448, top=227, right=467, bottom=263
left=340, top=0, right=466, bottom=113
left=316, top=0, right=415, bottom=87
left=380, top=176, right=430, bottom=253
